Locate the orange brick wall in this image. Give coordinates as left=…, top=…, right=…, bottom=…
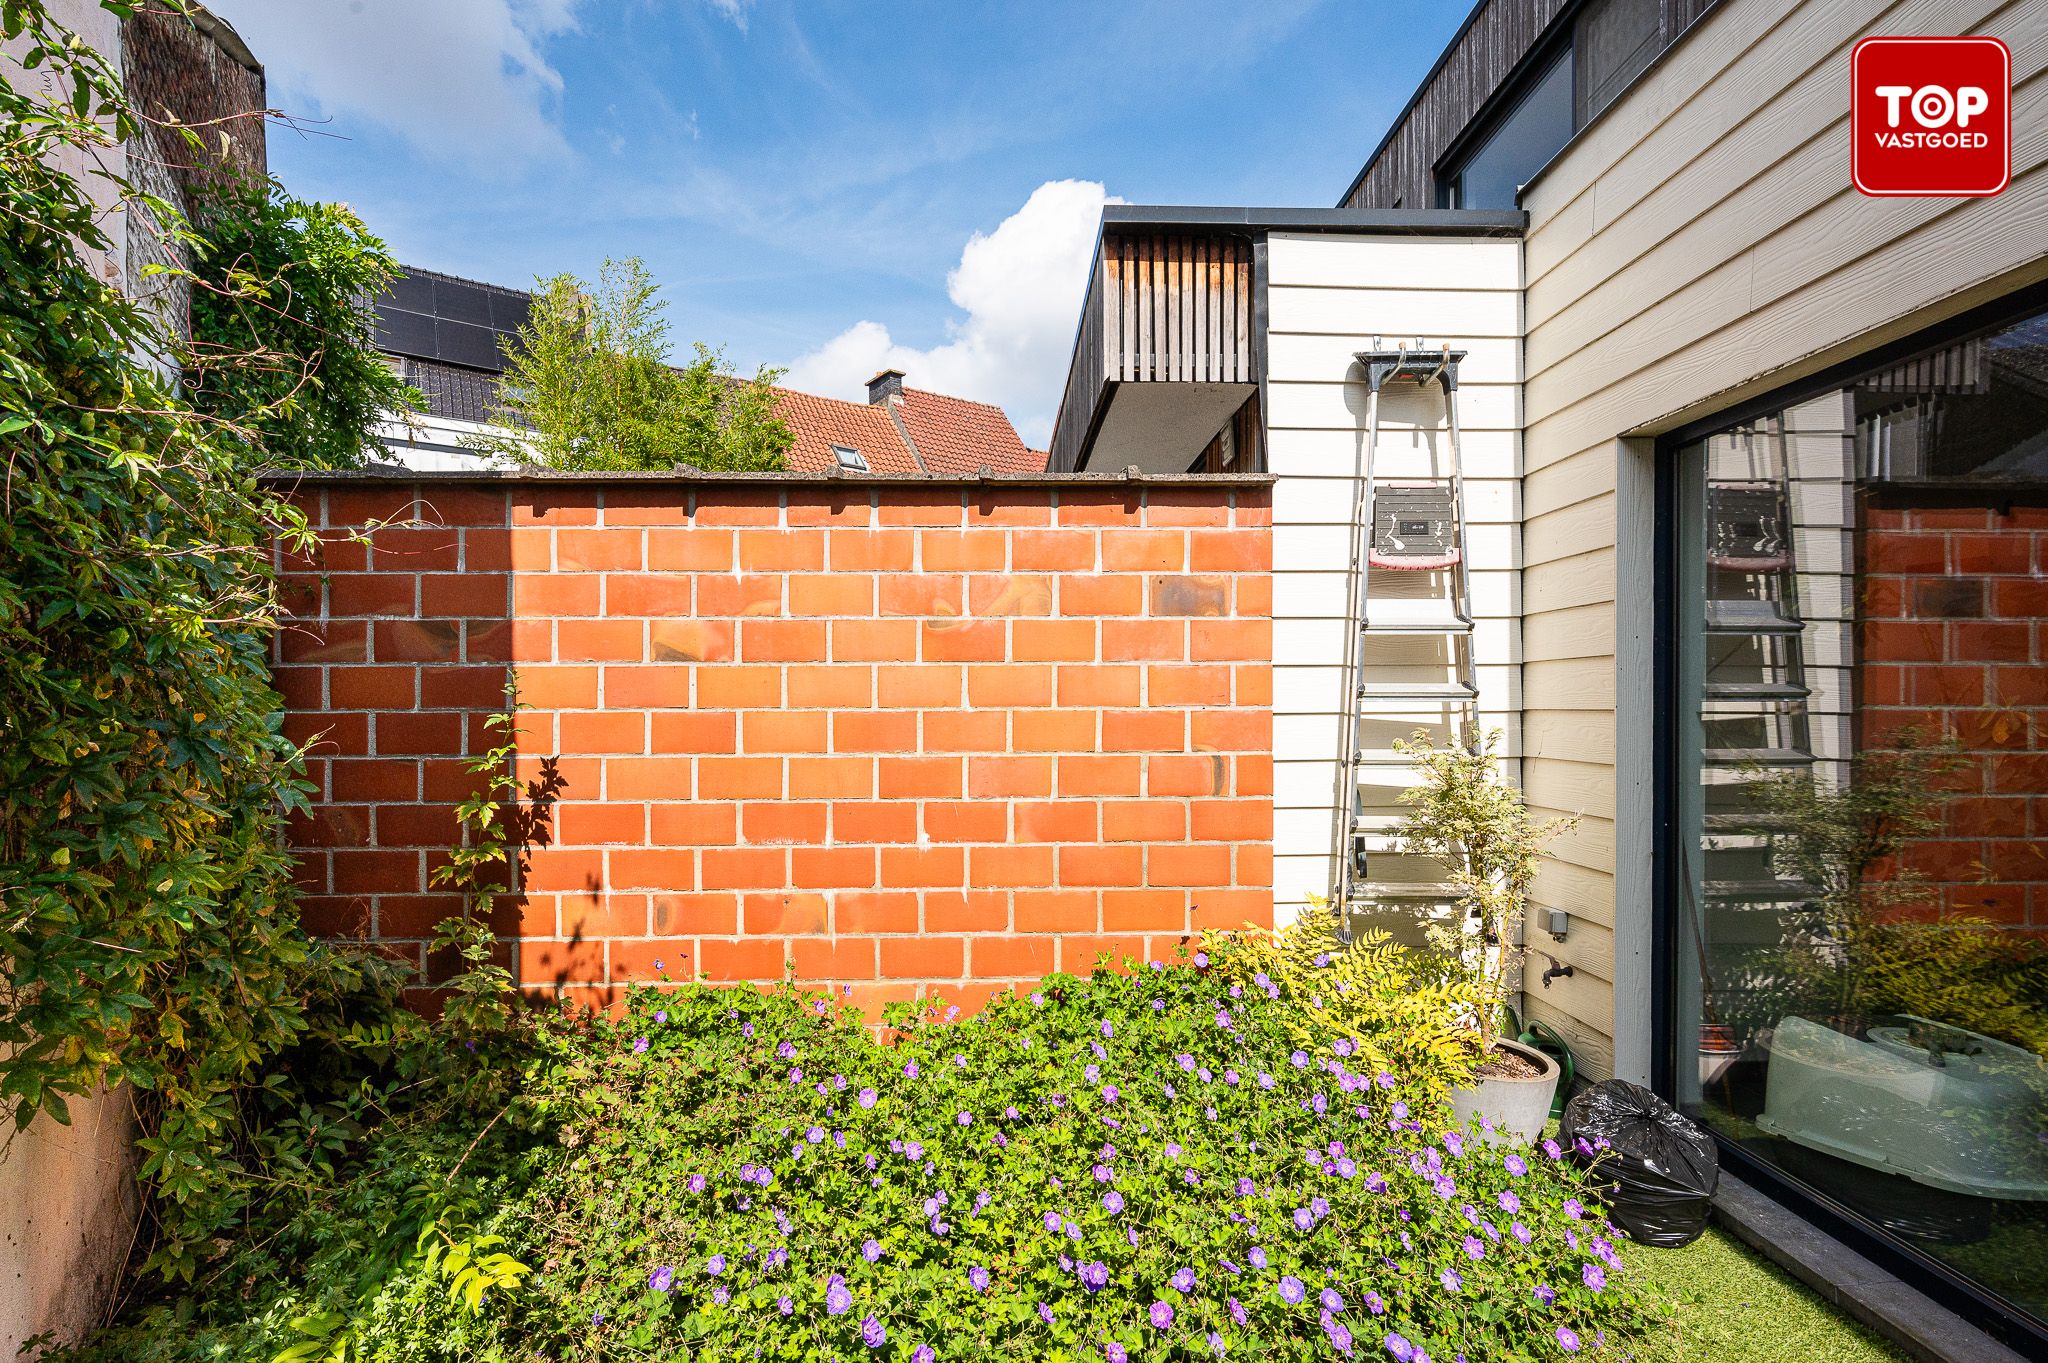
left=1861, top=496, right=2048, bottom=932
left=275, top=477, right=1275, bottom=1011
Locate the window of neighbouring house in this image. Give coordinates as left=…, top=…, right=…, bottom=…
left=831, top=443, right=869, bottom=472
left=1666, top=300, right=2048, bottom=1341
left=1574, top=0, right=1665, bottom=127
left=1441, top=49, right=1575, bottom=209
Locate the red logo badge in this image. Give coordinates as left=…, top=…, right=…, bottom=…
left=1852, top=36, right=2010, bottom=197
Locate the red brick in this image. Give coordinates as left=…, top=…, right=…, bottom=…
left=1013, top=619, right=1097, bottom=662
left=743, top=801, right=830, bottom=844
left=1190, top=529, right=1269, bottom=572
left=1149, top=753, right=1225, bottom=797
left=329, top=573, right=418, bottom=617
left=741, top=619, right=829, bottom=663
left=510, top=492, right=600, bottom=527
left=606, top=573, right=695, bottom=616
left=1060, top=754, right=1145, bottom=797
left=700, top=847, right=789, bottom=890
left=1152, top=845, right=1232, bottom=887
left=557, top=529, right=644, bottom=572
left=964, top=755, right=1049, bottom=799
left=1863, top=532, right=1946, bottom=574
left=1192, top=888, right=1274, bottom=930
left=878, top=665, right=962, bottom=708
left=422, top=573, right=509, bottom=617
left=880, top=846, right=966, bottom=888
left=1013, top=529, right=1095, bottom=571
left=1954, top=532, right=2032, bottom=575
left=377, top=712, right=464, bottom=756
left=743, top=891, right=830, bottom=935
left=331, top=759, right=419, bottom=802
left=1992, top=579, right=2048, bottom=617
left=520, top=848, right=604, bottom=893
left=1101, top=889, right=1187, bottom=931
left=744, top=710, right=830, bottom=753
left=1058, top=491, right=1139, bottom=526
left=738, top=528, right=825, bottom=571
left=971, top=844, right=1057, bottom=889
left=1059, top=844, right=1144, bottom=887
left=787, top=492, right=873, bottom=528
left=922, top=801, right=1009, bottom=843
left=648, top=619, right=733, bottom=663
left=790, top=936, right=878, bottom=981
left=368, top=526, right=462, bottom=570
left=610, top=849, right=698, bottom=891
left=559, top=619, right=646, bottom=662
left=788, top=664, right=872, bottom=709
left=328, top=665, right=412, bottom=710
left=1149, top=665, right=1232, bottom=706
left=881, top=936, right=964, bottom=979
left=1060, top=574, right=1143, bottom=615
left=694, top=492, right=780, bottom=526
left=1951, top=622, right=2032, bottom=662
left=836, top=711, right=920, bottom=754
left=829, top=529, right=915, bottom=571
left=790, top=756, right=877, bottom=799
left=1015, top=800, right=1098, bottom=842
left=792, top=846, right=877, bottom=889
left=648, top=803, right=739, bottom=847
left=838, top=891, right=920, bottom=934
left=520, top=940, right=606, bottom=987
left=1058, top=935, right=1146, bottom=972
left=557, top=802, right=647, bottom=845
left=1102, top=530, right=1184, bottom=571
left=698, top=757, right=784, bottom=799
left=920, top=530, right=1007, bottom=571
left=789, top=574, right=874, bottom=616
left=968, top=664, right=1053, bottom=707
left=609, top=756, right=696, bottom=800
left=647, top=529, right=735, bottom=571
left=1102, top=800, right=1185, bottom=841
left=1057, top=664, right=1141, bottom=707
left=695, top=665, right=781, bottom=708
left=878, top=490, right=965, bottom=527
left=1013, top=710, right=1096, bottom=752
left=923, top=620, right=1007, bottom=663
left=1862, top=621, right=1945, bottom=663
left=561, top=709, right=647, bottom=753
left=924, top=710, right=1007, bottom=752
left=697, top=937, right=787, bottom=981
left=1192, top=619, right=1270, bottom=662
left=1192, top=799, right=1272, bottom=840
left=1103, top=619, right=1184, bottom=662
left=972, top=935, right=1056, bottom=978
left=1014, top=889, right=1098, bottom=933
left=834, top=800, right=919, bottom=843
left=879, top=575, right=964, bottom=617
left=420, top=665, right=507, bottom=709
left=926, top=890, right=1009, bottom=933
left=1192, top=709, right=1270, bottom=751
left=1103, top=710, right=1185, bottom=752
left=652, top=711, right=739, bottom=754
left=832, top=619, right=920, bottom=663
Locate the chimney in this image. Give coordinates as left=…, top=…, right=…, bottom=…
left=866, top=368, right=906, bottom=405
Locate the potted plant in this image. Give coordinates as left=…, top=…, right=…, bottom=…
left=1394, top=728, right=1577, bottom=1142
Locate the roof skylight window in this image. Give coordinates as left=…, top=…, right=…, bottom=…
left=831, top=444, right=869, bottom=471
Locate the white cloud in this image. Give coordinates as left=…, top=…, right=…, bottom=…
left=781, top=179, right=1118, bottom=448
left=213, top=0, right=580, bottom=168
left=703, top=0, right=753, bottom=31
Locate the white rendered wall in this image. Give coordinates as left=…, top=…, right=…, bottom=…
left=1266, top=232, right=1523, bottom=925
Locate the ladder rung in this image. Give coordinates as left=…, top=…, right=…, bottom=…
left=1356, top=681, right=1479, bottom=701
left=1705, top=600, right=1804, bottom=634
left=1369, top=549, right=1462, bottom=571
left=1351, top=748, right=1425, bottom=767
left=1703, top=680, right=1809, bottom=701
left=1347, top=881, right=1464, bottom=902
left=1703, top=747, right=1813, bottom=767
left=1705, top=879, right=1818, bottom=903
left=1359, top=601, right=1473, bottom=633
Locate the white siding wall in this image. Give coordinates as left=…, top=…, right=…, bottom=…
left=1518, top=0, right=2048, bottom=1080
left=1267, top=233, right=1525, bottom=924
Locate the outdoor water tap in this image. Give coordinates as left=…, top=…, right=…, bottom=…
left=1537, top=954, right=1575, bottom=989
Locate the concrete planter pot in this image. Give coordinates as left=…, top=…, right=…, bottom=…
left=1450, top=1039, right=1561, bottom=1145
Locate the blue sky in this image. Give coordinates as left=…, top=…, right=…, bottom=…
left=211, top=1, right=1469, bottom=443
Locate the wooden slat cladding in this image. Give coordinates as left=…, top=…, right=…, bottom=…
left=1341, top=0, right=1718, bottom=212
left=1049, top=232, right=1257, bottom=472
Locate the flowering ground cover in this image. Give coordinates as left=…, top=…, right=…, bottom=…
left=54, top=945, right=1664, bottom=1362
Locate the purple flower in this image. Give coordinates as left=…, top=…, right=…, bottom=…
left=705, top=1254, right=726, bottom=1276
left=862, top=1315, right=887, bottom=1349
left=686, top=1174, right=706, bottom=1193
left=957, top=1111, right=973, bottom=1126
left=1463, top=1236, right=1485, bottom=1261
left=1512, top=1221, right=1533, bottom=1245
left=1541, top=1138, right=1564, bottom=1160
left=1498, top=1190, right=1521, bottom=1213
left=1556, top=1326, right=1581, bottom=1353
left=1045, top=1210, right=1064, bottom=1232
left=1171, top=1267, right=1197, bottom=1293
left=1291, top=1050, right=1310, bottom=1068
left=1279, top=1275, right=1306, bottom=1304
left=711, top=1285, right=729, bottom=1306
left=1439, top=1268, right=1462, bottom=1293
left=1102, top=1085, right=1120, bottom=1104
left=1177, top=1054, right=1197, bottom=1072
left=1236, top=1178, right=1255, bottom=1197
left=826, top=1276, right=853, bottom=1315
left=1504, top=1153, right=1528, bottom=1176
left=648, top=1265, right=674, bottom=1293
left=1258, top=1072, right=1276, bottom=1090
left=1039, top=1303, right=1056, bottom=1326
left=1385, top=1334, right=1416, bottom=1362
left=913, top=1347, right=935, bottom=1363
left=1582, top=1263, right=1606, bottom=1292
left=778, top=1295, right=794, bottom=1315
left=1165, top=1142, right=1183, bottom=1160
left=1208, top=1330, right=1227, bottom=1356
left=904, top=1061, right=919, bottom=1078
left=858, top=1087, right=878, bottom=1109
left=1249, top=1247, right=1268, bottom=1270
left=1364, top=1291, right=1386, bottom=1315
left=1104, top=1190, right=1125, bottom=1213
left=862, top=1238, right=882, bottom=1263
left=632, top=1037, right=650, bottom=1055
left=1106, top=1345, right=1129, bottom=1363
left=1321, top=1287, right=1344, bottom=1313
left=1563, top=1199, right=1584, bottom=1220
left=1534, top=1284, right=1556, bottom=1305
left=1229, top=1296, right=1248, bottom=1325
left=1293, top=1208, right=1316, bottom=1232
left=1149, top=1301, right=1175, bottom=1330
left=1080, top=1260, right=1110, bottom=1291
left=969, top=1266, right=991, bottom=1292
left=1323, top=1311, right=1355, bottom=1356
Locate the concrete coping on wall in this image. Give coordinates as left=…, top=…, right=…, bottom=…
left=261, top=467, right=1279, bottom=490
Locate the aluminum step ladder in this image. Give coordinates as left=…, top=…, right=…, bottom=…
left=1698, top=419, right=1817, bottom=909
left=1335, top=343, right=1478, bottom=909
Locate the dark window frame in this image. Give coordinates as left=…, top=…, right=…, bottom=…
left=1651, top=277, right=2048, bottom=1357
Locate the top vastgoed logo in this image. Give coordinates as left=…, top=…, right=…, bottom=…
left=1851, top=36, right=2011, bottom=197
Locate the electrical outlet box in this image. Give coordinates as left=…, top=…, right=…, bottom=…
left=1544, top=908, right=1569, bottom=940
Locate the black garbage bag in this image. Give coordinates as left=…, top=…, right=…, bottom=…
left=1559, top=1080, right=1719, bottom=1248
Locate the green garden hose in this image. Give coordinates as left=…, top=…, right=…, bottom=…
left=1517, top=1019, right=1577, bottom=1119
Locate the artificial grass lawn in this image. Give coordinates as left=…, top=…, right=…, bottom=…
left=1624, top=1227, right=1911, bottom=1362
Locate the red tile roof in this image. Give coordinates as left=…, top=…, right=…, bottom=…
left=894, top=388, right=1044, bottom=475
left=770, top=387, right=921, bottom=474
left=771, top=383, right=1046, bottom=476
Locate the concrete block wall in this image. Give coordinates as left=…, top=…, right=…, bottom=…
left=274, top=476, right=1275, bottom=1013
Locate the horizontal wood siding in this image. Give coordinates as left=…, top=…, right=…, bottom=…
left=1517, top=0, right=2048, bottom=1080
left=1266, top=233, right=1524, bottom=923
